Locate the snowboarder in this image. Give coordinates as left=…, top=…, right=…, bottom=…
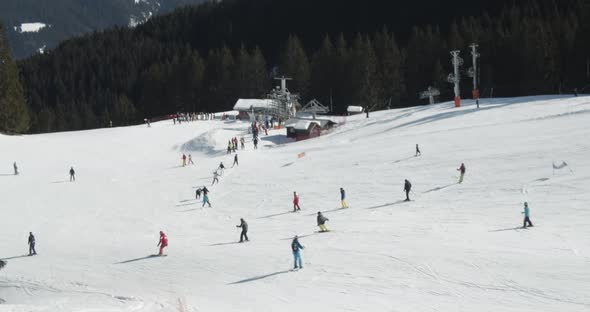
left=195, top=188, right=202, bottom=200
left=212, top=170, right=220, bottom=185
left=182, top=154, right=187, bottom=167
left=188, top=154, right=194, bottom=165
left=317, top=212, right=330, bottom=232
left=340, top=188, right=348, bottom=208
left=240, top=137, right=245, bottom=150
left=404, top=179, right=412, bottom=201
left=13, top=162, right=18, bottom=175
left=340, top=187, right=348, bottom=208
left=415, top=144, right=421, bottom=157
left=522, top=202, right=533, bottom=228
left=69, top=167, right=76, bottom=182
left=457, top=163, right=466, bottom=183
left=202, top=192, right=212, bottom=207
left=236, top=218, right=249, bottom=242
left=293, top=192, right=301, bottom=212
left=28, top=232, right=36, bottom=256
left=157, top=231, right=168, bottom=256
left=291, top=236, right=304, bottom=269
left=232, top=154, right=239, bottom=167
left=253, top=137, right=258, bottom=149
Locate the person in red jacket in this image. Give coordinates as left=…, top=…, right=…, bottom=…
left=182, top=154, right=187, bottom=167
left=157, top=231, right=168, bottom=256
left=293, top=191, right=301, bottom=212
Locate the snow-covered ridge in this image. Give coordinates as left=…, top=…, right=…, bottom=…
left=13, top=23, right=48, bottom=33
left=0, top=95, right=589, bottom=311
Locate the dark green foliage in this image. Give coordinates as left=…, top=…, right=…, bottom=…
left=0, top=22, right=30, bottom=134
left=15, top=0, right=589, bottom=133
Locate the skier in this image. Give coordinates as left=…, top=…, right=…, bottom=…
left=195, top=188, right=202, bottom=200
left=340, top=187, right=348, bottom=208
left=227, top=141, right=232, bottom=154
left=404, top=179, right=412, bottom=201
left=182, top=154, right=187, bottom=167
left=253, top=137, right=258, bottom=150
left=188, top=154, right=194, bottom=165
left=232, top=154, right=239, bottom=167
left=69, top=167, right=76, bottom=182
left=218, top=162, right=225, bottom=175
left=202, top=191, right=212, bottom=207
left=291, top=236, right=305, bottom=269
left=317, top=212, right=330, bottom=232
left=522, top=202, right=534, bottom=228
left=240, top=137, right=245, bottom=150
left=157, top=231, right=168, bottom=256
left=212, top=170, right=220, bottom=185
left=13, top=162, right=18, bottom=175
left=28, top=232, right=36, bottom=256
left=457, top=163, right=466, bottom=183
left=415, top=144, right=421, bottom=157
left=293, top=191, right=301, bottom=212
left=236, top=218, right=249, bottom=242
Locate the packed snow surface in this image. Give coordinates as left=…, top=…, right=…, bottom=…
left=1, top=96, right=589, bottom=311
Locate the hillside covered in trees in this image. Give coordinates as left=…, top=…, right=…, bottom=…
left=10, top=0, right=590, bottom=133
left=1, top=0, right=208, bottom=58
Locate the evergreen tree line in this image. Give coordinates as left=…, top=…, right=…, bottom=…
left=5, top=0, right=589, bottom=134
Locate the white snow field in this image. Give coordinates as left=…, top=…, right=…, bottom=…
left=1, top=95, right=589, bottom=312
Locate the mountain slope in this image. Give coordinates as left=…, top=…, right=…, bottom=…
left=0, top=95, right=589, bottom=311
left=0, top=0, right=207, bottom=58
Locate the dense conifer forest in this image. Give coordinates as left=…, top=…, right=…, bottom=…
left=1, top=0, right=588, bottom=133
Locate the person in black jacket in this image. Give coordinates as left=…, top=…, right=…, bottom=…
left=28, top=232, right=36, bottom=256
left=236, top=218, right=249, bottom=242
left=69, top=167, right=75, bottom=182
left=404, top=179, right=412, bottom=201
left=232, top=154, right=239, bottom=167
left=195, top=188, right=201, bottom=200
left=457, top=163, right=466, bottom=184
left=317, top=212, right=330, bottom=232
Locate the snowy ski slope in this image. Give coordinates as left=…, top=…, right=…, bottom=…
left=1, top=95, right=589, bottom=312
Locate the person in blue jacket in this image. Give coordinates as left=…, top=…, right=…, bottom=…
left=291, top=236, right=305, bottom=269
left=522, top=202, right=533, bottom=228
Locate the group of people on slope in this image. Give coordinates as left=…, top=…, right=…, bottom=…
left=181, top=153, right=195, bottom=167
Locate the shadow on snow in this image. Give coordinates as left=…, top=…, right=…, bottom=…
left=115, top=255, right=161, bottom=264
left=229, top=270, right=292, bottom=284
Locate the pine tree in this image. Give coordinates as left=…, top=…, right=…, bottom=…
left=374, top=27, right=405, bottom=108
left=350, top=34, right=379, bottom=110
left=279, top=35, right=310, bottom=100
left=310, top=35, right=335, bottom=108
left=0, top=22, right=30, bottom=133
